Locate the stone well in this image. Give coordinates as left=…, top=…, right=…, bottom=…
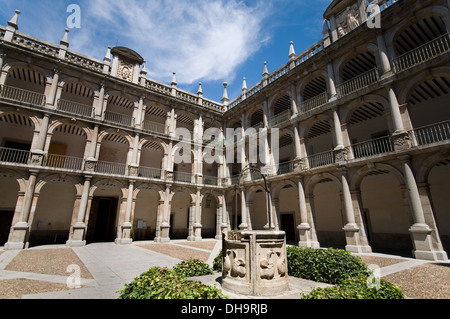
left=221, top=230, right=290, bottom=297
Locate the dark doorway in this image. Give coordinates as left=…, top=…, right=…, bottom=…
left=0, top=211, right=14, bottom=246
left=281, top=213, right=296, bottom=242
left=87, top=197, right=118, bottom=243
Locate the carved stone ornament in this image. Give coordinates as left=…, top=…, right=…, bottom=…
left=260, top=249, right=287, bottom=280
left=118, top=61, right=133, bottom=81
left=393, top=132, right=411, bottom=151
left=336, top=4, right=361, bottom=38
left=224, top=249, right=246, bottom=278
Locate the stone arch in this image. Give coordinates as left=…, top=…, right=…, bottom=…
left=350, top=163, right=405, bottom=191
left=300, top=113, right=334, bottom=138
left=272, top=179, right=298, bottom=200
left=341, top=94, right=389, bottom=125
left=397, top=66, right=450, bottom=105
left=305, top=172, right=342, bottom=195
left=97, top=129, right=133, bottom=146
left=89, top=179, right=127, bottom=198
left=3, top=62, right=50, bottom=91
left=334, top=45, right=378, bottom=84
left=386, top=5, right=449, bottom=56
left=30, top=174, right=81, bottom=247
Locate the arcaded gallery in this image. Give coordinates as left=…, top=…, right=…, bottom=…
left=0, top=0, right=449, bottom=261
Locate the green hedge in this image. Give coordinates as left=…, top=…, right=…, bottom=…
left=285, top=246, right=405, bottom=299
left=286, top=246, right=369, bottom=285
left=172, top=259, right=214, bottom=278
left=119, top=260, right=227, bottom=299
left=302, top=275, right=405, bottom=299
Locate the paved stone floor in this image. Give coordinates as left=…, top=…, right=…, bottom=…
left=0, top=240, right=448, bottom=299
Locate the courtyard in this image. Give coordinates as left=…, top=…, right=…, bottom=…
left=0, top=241, right=448, bottom=300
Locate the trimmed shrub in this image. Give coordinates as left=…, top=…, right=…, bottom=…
left=286, top=246, right=369, bottom=285
left=172, top=259, right=213, bottom=278
left=213, top=249, right=222, bottom=272
left=302, top=275, right=405, bottom=299
left=119, top=267, right=227, bottom=299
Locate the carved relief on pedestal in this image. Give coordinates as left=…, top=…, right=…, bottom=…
left=223, top=249, right=246, bottom=279
left=260, top=248, right=287, bottom=280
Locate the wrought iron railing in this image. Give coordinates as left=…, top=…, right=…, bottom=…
left=95, top=160, right=127, bottom=175
left=142, top=120, right=166, bottom=135
left=277, top=161, right=294, bottom=174
left=138, top=166, right=162, bottom=179
left=204, top=175, right=219, bottom=186
left=104, top=111, right=135, bottom=127
left=268, top=109, right=291, bottom=127
left=57, top=99, right=94, bottom=117
left=0, top=147, right=31, bottom=164
left=352, top=136, right=394, bottom=159
left=336, top=68, right=380, bottom=98
left=307, top=150, right=335, bottom=169
left=393, top=33, right=450, bottom=73
left=43, top=153, right=84, bottom=171
left=300, top=92, right=329, bottom=114
left=411, top=120, right=450, bottom=146
left=0, top=85, right=46, bottom=106
left=174, top=171, right=193, bottom=183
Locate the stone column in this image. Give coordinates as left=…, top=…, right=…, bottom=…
left=159, top=186, right=172, bottom=242
left=5, top=171, right=38, bottom=250
left=194, top=196, right=203, bottom=241
left=94, top=83, right=106, bottom=119
left=85, top=125, right=99, bottom=172
left=46, top=69, right=60, bottom=107
left=388, top=86, right=411, bottom=151
left=118, top=181, right=135, bottom=245
left=340, top=168, right=366, bottom=253
left=187, top=200, right=197, bottom=241
left=332, top=108, right=344, bottom=150
left=240, top=187, right=249, bottom=230
left=290, top=84, right=299, bottom=116
left=129, top=133, right=140, bottom=177
left=66, top=176, right=91, bottom=247
left=327, top=62, right=337, bottom=99
left=31, top=113, right=51, bottom=165
left=377, top=32, right=392, bottom=75
left=215, top=203, right=223, bottom=240
left=417, top=183, right=448, bottom=261
left=400, top=156, right=440, bottom=260
left=154, top=200, right=164, bottom=241
left=297, top=177, right=318, bottom=248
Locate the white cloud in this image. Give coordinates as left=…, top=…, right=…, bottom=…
left=72, top=0, right=272, bottom=85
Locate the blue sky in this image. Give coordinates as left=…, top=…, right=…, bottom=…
left=0, top=0, right=331, bottom=103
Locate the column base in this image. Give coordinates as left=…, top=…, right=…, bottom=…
left=65, top=240, right=86, bottom=248
left=345, top=245, right=372, bottom=254
left=298, top=241, right=321, bottom=249
left=4, top=222, right=29, bottom=250
left=409, top=223, right=448, bottom=261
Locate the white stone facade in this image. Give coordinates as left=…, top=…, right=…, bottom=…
left=0, top=0, right=449, bottom=260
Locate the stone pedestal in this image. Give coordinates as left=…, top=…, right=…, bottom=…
left=66, top=222, right=87, bottom=247
left=4, top=222, right=29, bottom=250
left=222, top=230, right=290, bottom=297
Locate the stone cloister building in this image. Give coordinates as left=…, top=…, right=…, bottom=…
left=0, top=0, right=449, bottom=261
